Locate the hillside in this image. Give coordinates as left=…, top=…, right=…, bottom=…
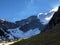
left=11, top=23, right=60, bottom=45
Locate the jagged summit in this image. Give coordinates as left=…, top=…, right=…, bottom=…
left=48, top=6, right=60, bottom=27
left=43, top=6, right=60, bottom=32
left=37, top=10, right=55, bottom=24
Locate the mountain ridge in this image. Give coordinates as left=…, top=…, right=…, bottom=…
left=0, top=15, right=43, bottom=41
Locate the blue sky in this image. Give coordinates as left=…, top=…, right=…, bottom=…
left=0, top=0, right=60, bottom=22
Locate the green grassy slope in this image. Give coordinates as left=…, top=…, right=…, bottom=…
left=11, top=24, right=60, bottom=45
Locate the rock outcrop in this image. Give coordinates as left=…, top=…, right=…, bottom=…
left=43, top=6, right=60, bottom=32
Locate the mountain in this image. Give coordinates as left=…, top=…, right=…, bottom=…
left=37, top=11, right=55, bottom=24
left=43, top=6, right=60, bottom=32
left=0, top=6, right=58, bottom=42
left=0, top=15, right=43, bottom=41
left=11, top=6, right=60, bottom=45
left=16, top=16, right=43, bottom=32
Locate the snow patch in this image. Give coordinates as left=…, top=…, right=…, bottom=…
left=7, top=28, right=40, bottom=39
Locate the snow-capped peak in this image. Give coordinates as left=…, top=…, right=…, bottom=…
left=37, top=9, right=56, bottom=24
left=0, top=18, right=7, bottom=22
left=37, top=6, right=59, bottom=19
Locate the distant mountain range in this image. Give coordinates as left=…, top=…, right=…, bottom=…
left=0, top=15, right=44, bottom=41
left=0, top=6, right=57, bottom=41
left=11, top=6, right=60, bottom=45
